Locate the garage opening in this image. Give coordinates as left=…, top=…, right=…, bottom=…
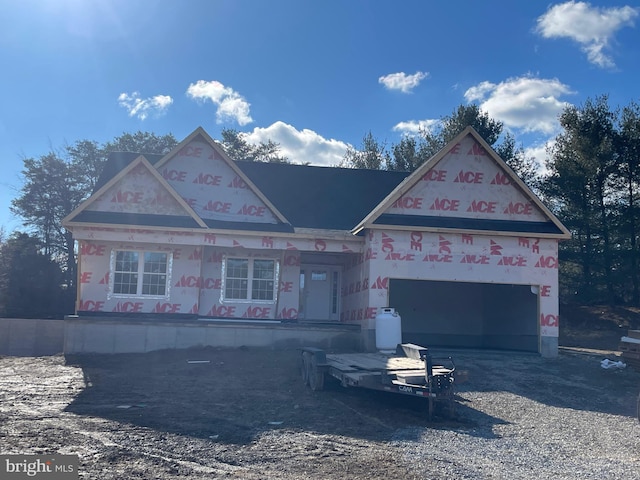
left=389, top=279, right=538, bottom=352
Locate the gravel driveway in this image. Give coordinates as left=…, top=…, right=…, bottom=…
left=1, top=347, right=639, bottom=479
left=394, top=349, right=640, bottom=479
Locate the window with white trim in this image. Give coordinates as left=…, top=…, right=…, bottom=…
left=222, top=257, right=278, bottom=302
left=111, top=250, right=171, bottom=297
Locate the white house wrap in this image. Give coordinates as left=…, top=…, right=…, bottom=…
left=64, top=126, right=570, bottom=356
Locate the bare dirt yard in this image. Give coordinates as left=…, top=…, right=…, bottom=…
left=2, top=307, right=640, bottom=479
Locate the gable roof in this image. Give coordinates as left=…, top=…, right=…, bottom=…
left=63, top=155, right=207, bottom=229
left=154, top=127, right=289, bottom=226
left=353, top=127, right=571, bottom=239
left=86, top=150, right=409, bottom=232
left=69, top=126, right=569, bottom=239
left=94, top=152, right=164, bottom=191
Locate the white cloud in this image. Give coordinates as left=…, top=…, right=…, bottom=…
left=392, top=119, right=439, bottom=135
left=525, top=141, right=554, bottom=176
left=186, top=80, right=253, bottom=126
left=464, top=76, right=574, bottom=134
left=242, top=121, right=349, bottom=166
left=117, top=92, right=173, bottom=120
left=536, top=1, right=639, bottom=68
left=378, top=71, right=428, bottom=93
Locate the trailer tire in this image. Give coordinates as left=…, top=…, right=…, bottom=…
left=447, top=396, right=456, bottom=418
left=308, top=354, right=325, bottom=391
left=300, top=352, right=310, bottom=386
left=427, top=396, right=434, bottom=421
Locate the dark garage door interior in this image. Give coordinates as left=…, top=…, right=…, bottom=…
left=389, top=279, right=539, bottom=352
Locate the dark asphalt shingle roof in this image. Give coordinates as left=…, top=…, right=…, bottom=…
left=89, top=152, right=410, bottom=231
left=73, top=211, right=202, bottom=229
left=94, top=152, right=164, bottom=192
left=375, top=214, right=565, bottom=235
left=236, top=161, right=409, bottom=230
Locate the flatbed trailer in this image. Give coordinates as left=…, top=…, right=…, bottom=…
left=300, top=343, right=456, bottom=419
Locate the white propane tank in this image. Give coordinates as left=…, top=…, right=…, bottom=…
left=375, top=307, right=402, bottom=353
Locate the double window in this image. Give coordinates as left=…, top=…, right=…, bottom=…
left=111, top=250, right=171, bottom=297
left=223, top=257, right=278, bottom=302
left=109, top=251, right=277, bottom=303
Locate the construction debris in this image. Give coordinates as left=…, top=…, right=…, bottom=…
left=619, top=330, right=640, bottom=371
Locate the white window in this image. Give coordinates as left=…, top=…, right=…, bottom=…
left=222, top=257, right=278, bottom=302
left=111, top=250, right=171, bottom=297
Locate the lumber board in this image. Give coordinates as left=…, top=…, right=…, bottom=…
left=326, top=353, right=424, bottom=372
left=620, top=342, right=640, bottom=353
left=627, top=330, right=640, bottom=340
left=432, top=366, right=454, bottom=375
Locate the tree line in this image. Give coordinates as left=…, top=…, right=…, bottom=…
left=340, top=104, right=539, bottom=188
left=2, top=95, right=639, bottom=317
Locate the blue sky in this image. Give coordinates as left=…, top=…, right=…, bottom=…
left=2, top=0, right=639, bottom=233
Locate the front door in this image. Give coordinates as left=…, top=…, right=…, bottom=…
left=299, top=265, right=340, bottom=321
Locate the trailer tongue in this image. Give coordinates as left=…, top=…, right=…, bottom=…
left=300, top=343, right=456, bottom=419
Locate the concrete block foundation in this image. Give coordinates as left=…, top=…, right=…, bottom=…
left=63, top=317, right=362, bottom=354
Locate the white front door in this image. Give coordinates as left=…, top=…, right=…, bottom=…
left=299, top=265, right=340, bottom=321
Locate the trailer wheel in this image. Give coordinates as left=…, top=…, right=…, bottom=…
left=307, top=353, right=325, bottom=391
left=300, top=351, right=310, bottom=386
left=447, top=396, right=456, bottom=418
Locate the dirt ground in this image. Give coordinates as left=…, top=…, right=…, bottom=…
left=2, top=306, right=640, bottom=479
left=559, top=303, right=640, bottom=350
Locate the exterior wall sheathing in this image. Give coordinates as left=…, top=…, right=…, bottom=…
left=75, top=229, right=360, bottom=322
left=361, top=229, right=559, bottom=356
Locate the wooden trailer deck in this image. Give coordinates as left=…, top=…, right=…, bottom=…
left=324, top=352, right=452, bottom=385
left=300, top=344, right=456, bottom=419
